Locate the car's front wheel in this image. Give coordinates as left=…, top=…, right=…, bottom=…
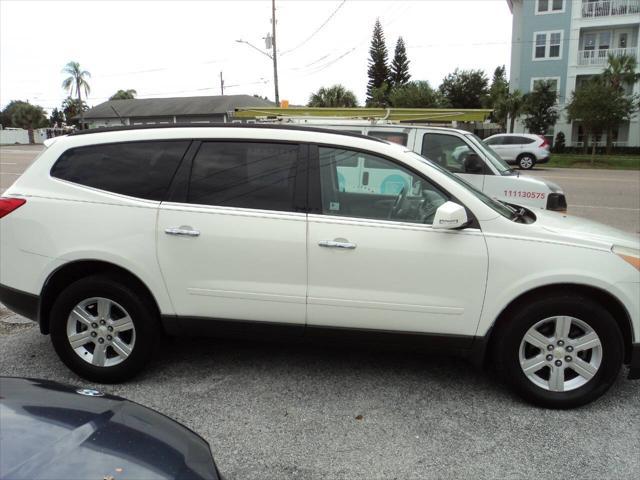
left=518, top=154, right=536, bottom=170
left=50, top=275, right=159, bottom=383
left=494, top=295, right=624, bottom=408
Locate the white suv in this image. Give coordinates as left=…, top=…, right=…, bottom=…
left=484, top=133, right=551, bottom=170
left=0, top=125, right=638, bottom=408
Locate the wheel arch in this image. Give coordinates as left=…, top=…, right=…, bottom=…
left=479, top=283, right=634, bottom=367
left=38, top=260, right=161, bottom=335
left=516, top=151, right=537, bottom=161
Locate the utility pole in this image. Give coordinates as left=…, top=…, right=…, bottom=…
left=220, top=71, right=224, bottom=95
left=271, top=0, right=279, bottom=105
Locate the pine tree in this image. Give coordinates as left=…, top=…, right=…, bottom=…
left=366, top=19, right=390, bottom=106
left=390, top=37, right=410, bottom=88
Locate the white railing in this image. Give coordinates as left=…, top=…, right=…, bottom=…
left=577, top=46, right=639, bottom=66
left=582, top=0, right=640, bottom=17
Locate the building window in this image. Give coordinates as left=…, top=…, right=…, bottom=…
left=532, top=31, right=563, bottom=60
left=531, top=77, right=560, bottom=93
left=536, top=0, right=564, bottom=14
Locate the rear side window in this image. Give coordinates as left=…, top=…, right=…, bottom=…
left=51, top=141, right=190, bottom=200
left=188, top=141, right=299, bottom=212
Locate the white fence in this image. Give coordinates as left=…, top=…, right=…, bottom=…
left=0, top=128, right=69, bottom=145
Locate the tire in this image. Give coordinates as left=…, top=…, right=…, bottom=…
left=50, top=275, right=159, bottom=383
left=517, top=154, right=536, bottom=170
left=494, top=295, right=623, bottom=409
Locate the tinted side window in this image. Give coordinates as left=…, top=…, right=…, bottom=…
left=318, top=147, right=448, bottom=224
left=189, top=142, right=299, bottom=212
left=421, top=134, right=483, bottom=175
left=368, top=131, right=408, bottom=146
left=485, top=137, right=503, bottom=146
left=51, top=141, right=190, bottom=200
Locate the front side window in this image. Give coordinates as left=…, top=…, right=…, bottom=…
left=318, top=147, right=448, bottom=224
left=51, top=141, right=190, bottom=200
left=188, top=142, right=299, bottom=212
left=368, top=130, right=409, bottom=146
left=421, top=133, right=485, bottom=175
left=484, top=136, right=504, bottom=146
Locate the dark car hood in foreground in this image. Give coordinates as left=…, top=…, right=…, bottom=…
left=0, top=377, right=220, bottom=480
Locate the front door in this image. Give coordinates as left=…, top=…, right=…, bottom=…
left=306, top=146, right=488, bottom=337
left=157, top=141, right=308, bottom=325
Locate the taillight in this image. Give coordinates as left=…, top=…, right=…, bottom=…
left=538, top=136, right=550, bottom=149
left=0, top=198, right=26, bottom=219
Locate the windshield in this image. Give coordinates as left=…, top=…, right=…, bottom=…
left=406, top=151, right=516, bottom=220
left=465, top=134, right=513, bottom=175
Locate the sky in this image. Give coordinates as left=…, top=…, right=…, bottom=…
left=0, top=0, right=513, bottom=113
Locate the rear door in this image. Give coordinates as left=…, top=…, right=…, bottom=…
left=156, top=140, right=308, bottom=326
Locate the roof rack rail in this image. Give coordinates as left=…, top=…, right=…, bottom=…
left=67, top=122, right=385, bottom=143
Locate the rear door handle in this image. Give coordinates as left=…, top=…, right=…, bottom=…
left=318, top=240, right=356, bottom=249
left=165, top=226, right=200, bottom=237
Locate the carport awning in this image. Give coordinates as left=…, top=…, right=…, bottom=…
left=233, top=107, right=493, bottom=122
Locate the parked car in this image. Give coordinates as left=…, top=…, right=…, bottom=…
left=263, top=119, right=566, bottom=212
left=0, top=377, right=222, bottom=480
left=483, top=133, right=551, bottom=170
left=0, top=124, right=638, bottom=409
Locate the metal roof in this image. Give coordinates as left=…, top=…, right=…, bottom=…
left=81, top=95, right=275, bottom=119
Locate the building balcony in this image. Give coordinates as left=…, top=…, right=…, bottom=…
left=581, top=0, right=640, bottom=18
left=577, top=46, right=639, bottom=66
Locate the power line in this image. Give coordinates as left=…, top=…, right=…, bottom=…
left=280, top=0, right=347, bottom=56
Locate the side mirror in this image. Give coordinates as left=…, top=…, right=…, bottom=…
left=464, top=153, right=484, bottom=174
left=432, top=201, right=469, bottom=230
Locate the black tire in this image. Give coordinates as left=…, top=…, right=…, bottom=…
left=50, top=275, right=159, bottom=383
left=517, top=154, right=536, bottom=170
left=494, top=295, right=623, bottom=409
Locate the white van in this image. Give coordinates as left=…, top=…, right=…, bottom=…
left=269, top=120, right=567, bottom=211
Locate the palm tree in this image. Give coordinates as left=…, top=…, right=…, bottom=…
left=308, top=85, right=358, bottom=108
left=602, top=54, right=639, bottom=92
left=601, top=54, right=639, bottom=153
left=109, top=89, right=137, bottom=100
left=62, top=61, right=91, bottom=129
left=496, top=89, right=525, bottom=133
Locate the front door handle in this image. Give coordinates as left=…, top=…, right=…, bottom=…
left=318, top=240, right=356, bottom=249
left=165, top=226, right=200, bottom=237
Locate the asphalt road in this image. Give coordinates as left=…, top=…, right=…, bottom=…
left=524, top=167, right=640, bottom=235
left=1, top=144, right=639, bottom=479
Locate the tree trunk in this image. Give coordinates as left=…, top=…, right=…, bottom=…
left=583, top=129, right=589, bottom=155
left=591, top=135, right=596, bottom=165
left=78, top=84, right=84, bottom=130
left=605, top=128, right=613, bottom=155
left=27, top=127, right=34, bottom=144
left=509, top=114, right=515, bottom=133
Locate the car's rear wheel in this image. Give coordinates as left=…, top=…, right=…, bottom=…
left=494, top=295, right=623, bottom=408
left=517, top=154, right=536, bottom=170
left=50, top=275, right=159, bottom=383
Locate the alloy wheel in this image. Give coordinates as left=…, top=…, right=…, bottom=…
left=519, top=316, right=602, bottom=392
left=66, top=297, right=136, bottom=367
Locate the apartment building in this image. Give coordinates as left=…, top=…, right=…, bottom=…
left=507, top=0, right=639, bottom=147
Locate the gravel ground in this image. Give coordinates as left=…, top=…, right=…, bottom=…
left=1, top=306, right=639, bottom=479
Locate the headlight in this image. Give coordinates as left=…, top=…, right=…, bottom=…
left=613, top=245, right=640, bottom=271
